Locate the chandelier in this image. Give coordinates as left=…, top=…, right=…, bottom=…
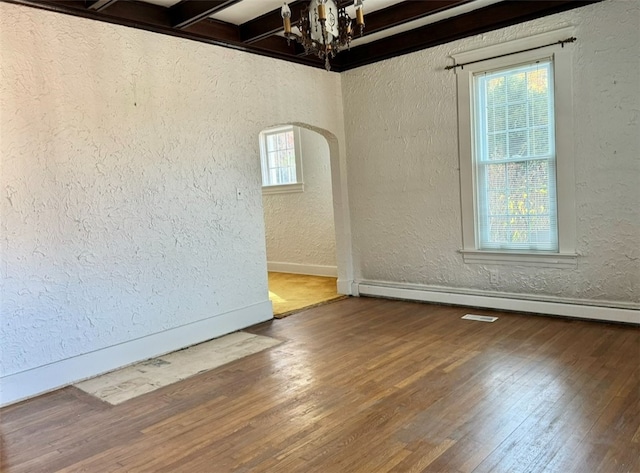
left=281, top=0, right=365, bottom=70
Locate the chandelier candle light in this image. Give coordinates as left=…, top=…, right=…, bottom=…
left=281, top=0, right=365, bottom=70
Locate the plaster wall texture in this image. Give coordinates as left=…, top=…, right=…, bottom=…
left=342, top=0, right=640, bottom=305
left=263, top=127, right=336, bottom=267
left=0, top=2, right=347, bottom=378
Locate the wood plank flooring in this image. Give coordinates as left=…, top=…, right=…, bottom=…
left=268, top=272, right=345, bottom=318
left=1, top=297, right=639, bottom=472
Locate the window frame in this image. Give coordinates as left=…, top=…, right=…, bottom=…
left=474, top=59, right=558, bottom=252
left=260, top=125, right=304, bottom=195
left=454, top=28, right=577, bottom=268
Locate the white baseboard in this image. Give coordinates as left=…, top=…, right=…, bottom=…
left=267, top=261, right=338, bottom=277
left=356, top=280, right=639, bottom=324
left=337, top=278, right=353, bottom=296
left=0, top=300, right=273, bottom=407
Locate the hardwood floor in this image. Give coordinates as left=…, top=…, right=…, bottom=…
left=268, top=272, right=345, bottom=318
left=1, top=297, right=639, bottom=472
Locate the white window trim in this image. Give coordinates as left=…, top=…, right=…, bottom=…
left=262, top=182, right=304, bottom=195
left=459, top=249, right=577, bottom=268
left=260, top=125, right=304, bottom=195
left=453, top=28, right=577, bottom=267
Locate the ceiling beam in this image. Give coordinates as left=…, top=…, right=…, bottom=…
left=85, top=0, right=119, bottom=12
left=179, top=18, right=241, bottom=44
left=88, top=0, right=243, bottom=42
left=334, top=0, right=603, bottom=70
left=362, top=0, right=472, bottom=37
left=95, top=0, right=172, bottom=26
left=169, top=0, right=243, bottom=29
left=239, top=0, right=306, bottom=45
left=252, top=35, right=315, bottom=59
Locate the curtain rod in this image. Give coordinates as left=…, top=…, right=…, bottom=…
left=445, top=37, right=577, bottom=71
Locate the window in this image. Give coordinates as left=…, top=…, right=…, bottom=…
left=260, top=126, right=303, bottom=194
left=475, top=60, right=557, bottom=251
left=455, top=28, right=577, bottom=267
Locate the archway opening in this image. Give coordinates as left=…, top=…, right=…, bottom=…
left=259, top=124, right=345, bottom=317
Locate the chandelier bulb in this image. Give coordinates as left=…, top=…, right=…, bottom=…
left=354, top=0, right=364, bottom=29
left=281, top=2, right=291, bottom=18
left=281, top=3, right=292, bottom=35
left=317, top=0, right=327, bottom=21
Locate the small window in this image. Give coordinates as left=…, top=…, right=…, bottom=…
left=260, top=126, right=303, bottom=194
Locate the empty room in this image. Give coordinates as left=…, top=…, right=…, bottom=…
left=1, top=0, right=638, bottom=472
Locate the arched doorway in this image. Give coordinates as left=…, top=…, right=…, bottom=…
left=258, top=123, right=349, bottom=317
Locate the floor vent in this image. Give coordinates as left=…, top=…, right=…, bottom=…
left=462, top=314, right=498, bottom=323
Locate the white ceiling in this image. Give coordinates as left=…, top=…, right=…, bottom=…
left=212, top=0, right=286, bottom=24
left=143, top=0, right=180, bottom=8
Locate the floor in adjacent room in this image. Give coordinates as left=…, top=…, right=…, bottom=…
left=268, top=271, right=346, bottom=318
left=2, top=297, right=639, bottom=473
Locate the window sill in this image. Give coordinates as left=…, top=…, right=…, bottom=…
left=459, top=250, right=577, bottom=268
left=262, top=183, right=304, bottom=195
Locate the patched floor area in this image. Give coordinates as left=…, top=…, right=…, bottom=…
left=75, top=331, right=281, bottom=405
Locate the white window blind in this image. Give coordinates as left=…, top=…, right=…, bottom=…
left=473, top=59, right=558, bottom=251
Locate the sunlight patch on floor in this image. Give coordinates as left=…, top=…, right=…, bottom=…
left=268, top=290, right=286, bottom=303
left=268, top=272, right=347, bottom=318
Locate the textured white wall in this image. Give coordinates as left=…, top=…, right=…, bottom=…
left=263, top=127, right=336, bottom=267
left=342, top=0, right=639, bottom=305
left=0, top=2, right=348, bottom=379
